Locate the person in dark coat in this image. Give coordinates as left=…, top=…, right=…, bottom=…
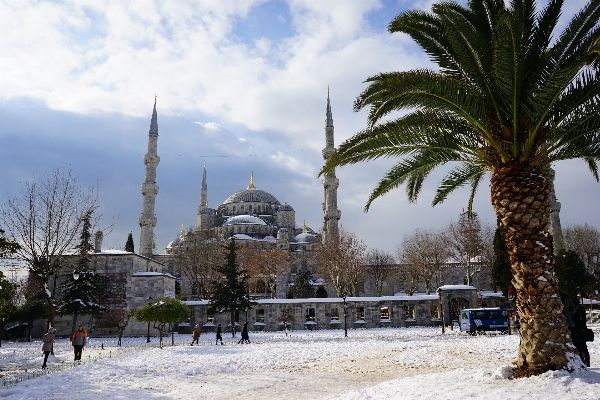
left=560, top=290, right=576, bottom=330
left=191, top=324, right=201, bottom=345
left=41, top=327, right=56, bottom=368
left=572, top=302, right=591, bottom=367
left=238, top=322, right=250, bottom=344
left=215, top=324, right=223, bottom=345
left=71, top=324, right=87, bottom=361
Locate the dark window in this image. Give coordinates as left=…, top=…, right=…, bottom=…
left=380, top=306, right=390, bottom=320
left=356, top=307, right=365, bottom=320
left=330, top=308, right=339, bottom=320
left=306, top=308, right=316, bottom=322
left=256, top=309, right=265, bottom=324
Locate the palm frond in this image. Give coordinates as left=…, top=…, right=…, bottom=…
left=432, top=163, right=488, bottom=206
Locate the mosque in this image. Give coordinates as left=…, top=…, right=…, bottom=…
left=138, top=92, right=342, bottom=300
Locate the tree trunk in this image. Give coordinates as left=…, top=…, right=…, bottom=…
left=71, top=312, right=79, bottom=335
left=491, top=163, right=577, bottom=377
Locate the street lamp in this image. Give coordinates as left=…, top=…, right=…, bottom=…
left=146, top=296, right=153, bottom=343
left=342, top=292, right=348, bottom=338
left=73, top=270, right=80, bottom=281
left=436, top=288, right=445, bottom=334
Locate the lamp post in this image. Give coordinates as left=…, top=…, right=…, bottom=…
left=146, top=296, right=153, bottom=343
left=436, top=288, right=445, bottom=334
left=342, top=292, right=348, bottom=338
left=73, top=270, right=80, bottom=281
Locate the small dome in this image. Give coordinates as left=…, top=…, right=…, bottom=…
left=278, top=203, right=294, bottom=212
left=294, top=233, right=319, bottom=244
left=223, top=215, right=267, bottom=226
left=166, top=237, right=183, bottom=249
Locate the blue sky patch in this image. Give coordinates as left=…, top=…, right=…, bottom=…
left=231, top=0, right=294, bottom=45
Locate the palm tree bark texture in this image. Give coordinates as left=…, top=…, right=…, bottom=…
left=491, top=163, right=573, bottom=374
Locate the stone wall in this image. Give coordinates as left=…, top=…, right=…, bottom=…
left=185, top=296, right=441, bottom=332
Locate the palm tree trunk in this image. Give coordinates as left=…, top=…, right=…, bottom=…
left=491, top=163, right=575, bottom=377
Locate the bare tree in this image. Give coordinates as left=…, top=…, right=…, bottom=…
left=563, top=224, right=600, bottom=272
left=476, top=225, right=496, bottom=290
left=0, top=167, right=101, bottom=324
left=239, top=246, right=289, bottom=299
left=446, top=212, right=490, bottom=286
left=398, top=228, right=451, bottom=295
left=364, top=249, right=395, bottom=296
left=173, top=229, right=223, bottom=299
left=314, top=229, right=367, bottom=297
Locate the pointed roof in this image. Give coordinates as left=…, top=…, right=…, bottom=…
left=326, top=86, right=333, bottom=127
left=149, top=95, right=158, bottom=137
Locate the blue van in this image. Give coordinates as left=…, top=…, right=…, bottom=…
left=459, top=308, right=509, bottom=335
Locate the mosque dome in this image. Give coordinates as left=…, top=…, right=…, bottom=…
left=222, top=189, right=280, bottom=205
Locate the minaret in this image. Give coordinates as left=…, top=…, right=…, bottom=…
left=138, top=96, right=160, bottom=258
left=200, top=160, right=208, bottom=209
left=322, top=87, right=341, bottom=244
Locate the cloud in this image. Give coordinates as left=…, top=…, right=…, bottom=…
left=1, top=0, right=598, bottom=254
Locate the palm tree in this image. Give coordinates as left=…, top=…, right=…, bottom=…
left=320, top=0, right=599, bottom=377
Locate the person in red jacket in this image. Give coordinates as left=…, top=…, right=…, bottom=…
left=71, top=324, right=87, bottom=362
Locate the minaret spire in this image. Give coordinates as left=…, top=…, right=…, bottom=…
left=322, top=88, right=341, bottom=244
left=200, top=160, right=208, bottom=208
left=139, top=98, right=161, bottom=258
left=326, top=85, right=333, bottom=127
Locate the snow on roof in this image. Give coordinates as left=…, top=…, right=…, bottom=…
left=132, top=272, right=177, bottom=279
left=232, top=234, right=277, bottom=243
left=438, top=285, right=477, bottom=291
left=224, top=215, right=267, bottom=226
left=96, top=250, right=132, bottom=254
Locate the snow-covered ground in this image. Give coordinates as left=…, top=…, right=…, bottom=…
left=1, top=327, right=599, bottom=399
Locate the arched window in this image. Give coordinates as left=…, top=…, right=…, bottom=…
left=233, top=206, right=237, bottom=213
left=249, top=205, right=253, bottom=213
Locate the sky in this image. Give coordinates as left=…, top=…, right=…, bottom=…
left=1, top=327, right=599, bottom=399
left=1, top=0, right=598, bottom=257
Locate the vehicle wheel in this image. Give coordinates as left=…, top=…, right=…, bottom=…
left=476, top=327, right=486, bottom=335
left=467, top=331, right=476, bottom=336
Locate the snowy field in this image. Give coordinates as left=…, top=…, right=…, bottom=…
left=1, top=327, right=600, bottom=400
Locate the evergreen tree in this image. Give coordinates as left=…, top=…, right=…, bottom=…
left=0, top=272, right=18, bottom=347
left=125, top=232, right=135, bottom=253
left=58, top=210, right=104, bottom=333
left=555, top=250, right=595, bottom=299
left=209, top=238, right=255, bottom=337
left=290, top=270, right=315, bottom=299
left=491, top=224, right=512, bottom=295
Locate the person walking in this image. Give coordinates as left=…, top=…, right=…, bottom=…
left=41, top=327, right=56, bottom=369
left=71, top=324, right=87, bottom=362
left=215, top=323, right=223, bottom=345
left=191, top=324, right=201, bottom=345
left=238, top=322, right=250, bottom=344
left=573, top=301, right=591, bottom=367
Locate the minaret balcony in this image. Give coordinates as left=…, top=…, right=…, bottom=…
left=141, top=183, right=159, bottom=196
left=138, top=215, right=157, bottom=227
left=143, top=154, right=160, bottom=166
